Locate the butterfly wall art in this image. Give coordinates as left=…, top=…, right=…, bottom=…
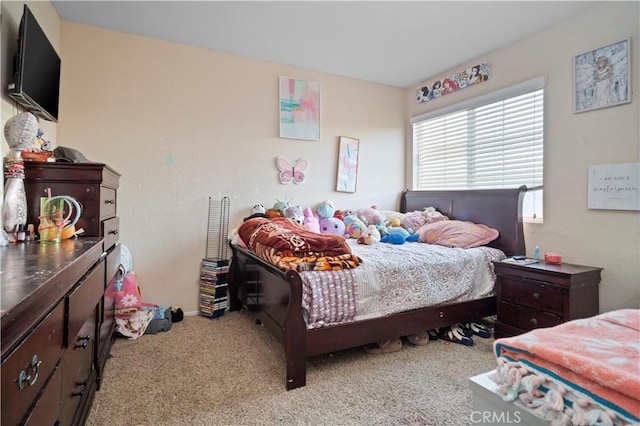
left=276, top=157, right=308, bottom=184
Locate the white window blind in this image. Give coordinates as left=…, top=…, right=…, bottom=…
left=411, top=77, right=545, bottom=220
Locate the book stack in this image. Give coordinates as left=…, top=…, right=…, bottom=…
left=199, top=258, right=229, bottom=318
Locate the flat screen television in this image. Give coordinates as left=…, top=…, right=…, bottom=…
left=7, top=4, right=61, bottom=122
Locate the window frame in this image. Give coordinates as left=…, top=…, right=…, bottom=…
left=410, top=76, right=546, bottom=222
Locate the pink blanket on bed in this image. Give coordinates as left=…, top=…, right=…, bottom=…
left=494, top=309, right=640, bottom=425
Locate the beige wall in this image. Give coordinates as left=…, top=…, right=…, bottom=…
left=2, top=1, right=638, bottom=314
left=407, top=1, right=640, bottom=313
left=56, top=23, right=406, bottom=313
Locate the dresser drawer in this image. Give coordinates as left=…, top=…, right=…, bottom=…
left=1, top=302, right=64, bottom=426
left=498, top=301, right=562, bottom=331
left=100, top=186, right=117, bottom=220
left=23, top=363, right=62, bottom=426
left=60, top=312, right=96, bottom=426
left=67, top=262, right=105, bottom=345
left=102, top=217, right=120, bottom=251
left=500, top=278, right=563, bottom=313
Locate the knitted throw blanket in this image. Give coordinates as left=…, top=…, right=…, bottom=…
left=494, top=309, right=640, bottom=425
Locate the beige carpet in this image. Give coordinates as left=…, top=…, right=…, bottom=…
left=87, top=312, right=498, bottom=426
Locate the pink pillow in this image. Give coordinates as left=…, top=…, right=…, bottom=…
left=418, top=220, right=499, bottom=248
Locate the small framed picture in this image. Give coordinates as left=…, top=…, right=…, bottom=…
left=574, top=38, right=631, bottom=113
left=336, top=136, right=359, bottom=193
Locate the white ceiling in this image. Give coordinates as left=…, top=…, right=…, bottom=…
left=51, top=1, right=600, bottom=89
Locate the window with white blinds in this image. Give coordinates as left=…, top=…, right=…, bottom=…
left=411, top=77, right=545, bottom=220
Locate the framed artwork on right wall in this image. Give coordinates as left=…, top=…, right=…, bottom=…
left=574, top=38, right=631, bottom=113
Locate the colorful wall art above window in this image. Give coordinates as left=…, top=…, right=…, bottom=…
left=276, top=157, right=308, bottom=184
left=415, top=63, right=491, bottom=104
left=279, top=77, right=320, bottom=140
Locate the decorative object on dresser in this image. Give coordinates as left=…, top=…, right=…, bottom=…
left=2, top=111, right=39, bottom=243
left=1, top=162, right=122, bottom=425
left=493, top=260, right=602, bottom=338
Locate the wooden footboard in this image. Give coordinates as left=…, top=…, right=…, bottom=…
left=229, top=244, right=308, bottom=389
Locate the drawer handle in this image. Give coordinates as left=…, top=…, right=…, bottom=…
left=76, top=335, right=91, bottom=349
left=17, top=370, right=29, bottom=390
left=108, top=229, right=119, bottom=235
left=532, top=292, right=540, bottom=299
left=17, top=355, right=42, bottom=389
left=28, top=354, right=41, bottom=386
left=104, top=199, right=116, bottom=205
left=72, top=379, right=88, bottom=397
left=530, top=318, right=538, bottom=325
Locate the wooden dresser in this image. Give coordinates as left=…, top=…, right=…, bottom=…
left=1, top=162, right=121, bottom=425
left=493, top=260, right=602, bottom=338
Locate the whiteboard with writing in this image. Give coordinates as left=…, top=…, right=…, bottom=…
left=588, top=163, right=640, bottom=211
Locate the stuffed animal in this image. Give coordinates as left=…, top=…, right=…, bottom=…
left=363, top=225, right=381, bottom=242
left=334, top=209, right=353, bottom=222
left=317, top=200, right=335, bottom=219
left=243, top=204, right=269, bottom=222
left=267, top=199, right=289, bottom=219
left=357, top=225, right=381, bottom=245
left=343, top=215, right=367, bottom=239
left=283, top=205, right=304, bottom=225
left=355, top=206, right=385, bottom=226
left=273, top=199, right=290, bottom=212
left=380, top=227, right=419, bottom=244
left=387, top=217, right=402, bottom=228
left=319, top=217, right=345, bottom=236
left=357, top=235, right=374, bottom=245
left=303, top=207, right=320, bottom=233
left=402, top=207, right=448, bottom=230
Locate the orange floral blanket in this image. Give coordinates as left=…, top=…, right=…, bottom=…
left=494, top=309, right=640, bottom=425
left=238, top=217, right=361, bottom=272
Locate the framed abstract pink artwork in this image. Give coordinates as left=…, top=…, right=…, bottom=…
left=279, top=77, right=320, bottom=141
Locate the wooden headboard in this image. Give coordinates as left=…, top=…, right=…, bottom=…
left=399, top=186, right=527, bottom=257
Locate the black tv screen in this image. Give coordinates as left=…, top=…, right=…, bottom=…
left=8, top=4, right=61, bottom=122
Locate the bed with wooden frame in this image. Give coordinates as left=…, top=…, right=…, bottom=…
left=228, top=186, right=527, bottom=390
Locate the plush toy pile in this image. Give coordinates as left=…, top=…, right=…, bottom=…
left=233, top=199, right=450, bottom=247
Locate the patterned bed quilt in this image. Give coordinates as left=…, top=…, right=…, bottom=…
left=493, top=309, right=640, bottom=425
left=299, top=239, right=505, bottom=328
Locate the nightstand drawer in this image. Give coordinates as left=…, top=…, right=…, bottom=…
left=500, top=278, right=563, bottom=313
left=498, top=301, right=562, bottom=331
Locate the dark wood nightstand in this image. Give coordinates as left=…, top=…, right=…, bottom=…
left=493, top=260, right=603, bottom=338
